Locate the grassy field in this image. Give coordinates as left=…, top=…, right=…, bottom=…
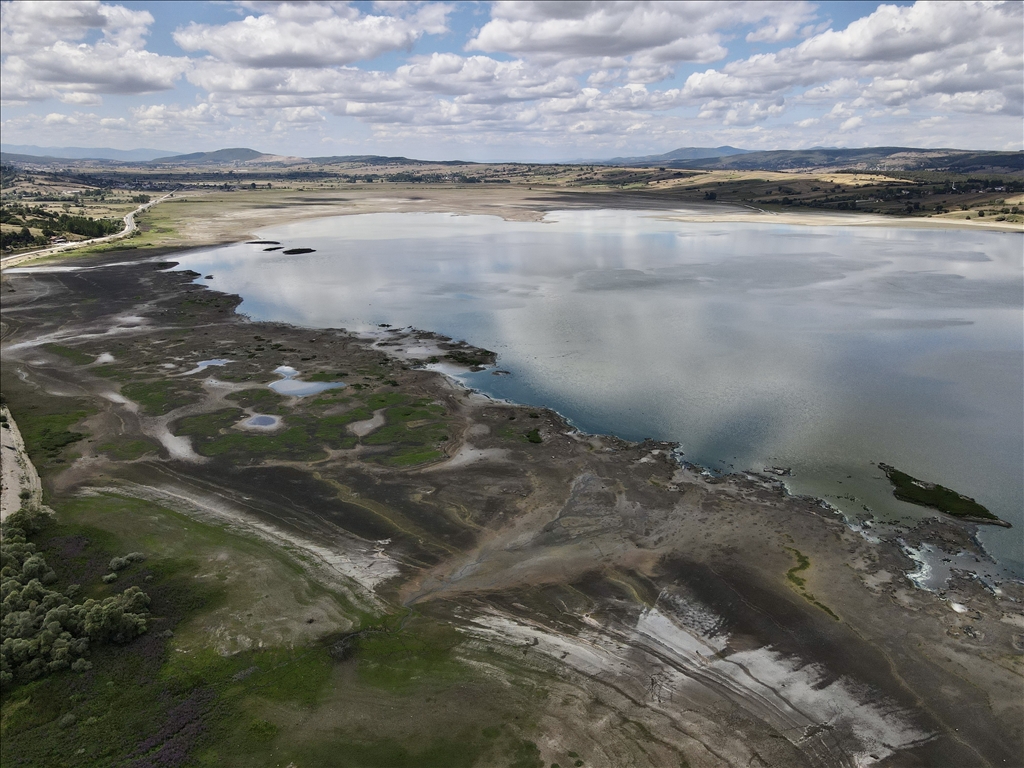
left=0, top=491, right=548, bottom=768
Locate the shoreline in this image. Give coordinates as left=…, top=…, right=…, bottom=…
left=160, top=258, right=1020, bottom=589
left=4, top=188, right=1019, bottom=278
left=3, top=202, right=1022, bottom=766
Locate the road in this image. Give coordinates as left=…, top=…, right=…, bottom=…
left=0, top=193, right=172, bottom=270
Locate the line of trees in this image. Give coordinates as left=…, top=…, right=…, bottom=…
left=1, top=205, right=123, bottom=250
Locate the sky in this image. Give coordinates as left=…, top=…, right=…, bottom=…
left=1, top=1, right=1021, bottom=161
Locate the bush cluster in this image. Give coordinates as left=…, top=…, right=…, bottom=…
left=1, top=507, right=151, bottom=685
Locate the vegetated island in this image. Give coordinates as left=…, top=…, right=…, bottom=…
left=879, top=462, right=1010, bottom=527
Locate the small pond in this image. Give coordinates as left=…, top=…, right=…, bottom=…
left=268, top=365, right=346, bottom=396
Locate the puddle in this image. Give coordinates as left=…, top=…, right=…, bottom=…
left=901, top=541, right=1013, bottom=592
left=239, top=414, right=282, bottom=430
left=268, top=365, right=345, bottom=397
left=179, top=358, right=232, bottom=376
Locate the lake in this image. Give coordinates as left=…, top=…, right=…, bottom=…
left=173, top=210, right=1023, bottom=574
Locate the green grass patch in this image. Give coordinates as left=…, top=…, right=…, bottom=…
left=381, top=447, right=444, bottom=466
left=225, top=388, right=286, bottom=412
left=0, top=507, right=223, bottom=768
left=173, top=408, right=372, bottom=459
left=173, top=409, right=356, bottom=459
left=305, top=372, right=348, bottom=382
left=785, top=548, right=810, bottom=588
left=879, top=463, right=1001, bottom=522
left=272, top=733, right=486, bottom=768
left=203, top=427, right=327, bottom=461
left=6, top=398, right=93, bottom=470
left=353, top=618, right=469, bottom=693
left=363, top=391, right=409, bottom=409
left=353, top=397, right=450, bottom=466
left=43, top=343, right=95, bottom=366
left=1, top=491, right=371, bottom=767
left=97, top=437, right=159, bottom=460
left=90, top=364, right=122, bottom=379
left=784, top=548, right=839, bottom=621
left=122, top=379, right=202, bottom=415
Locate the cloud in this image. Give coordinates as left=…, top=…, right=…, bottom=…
left=1, top=0, right=189, bottom=100
left=174, top=2, right=450, bottom=68
left=467, top=1, right=815, bottom=64
left=679, top=1, right=1023, bottom=116
left=2, top=0, right=1021, bottom=155
left=0, top=0, right=149, bottom=54
left=698, top=97, right=786, bottom=126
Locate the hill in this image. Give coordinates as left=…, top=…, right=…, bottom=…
left=308, top=155, right=473, bottom=166
left=657, top=147, right=1024, bottom=174
left=149, top=148, right=269, bottom=165
left=600, top=146, right=751, bottom=165
left=0, top=144, right=178, bottom=162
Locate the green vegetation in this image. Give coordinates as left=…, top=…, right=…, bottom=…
left=97, top=437, right=159, bottom=460
left=444, top=349, right=494, bottom=367
left=0, top=507, right=151, bottom=686
left=525, top=429, right=543, bottom=444
left=785, top=548, right=810, bottom=588
left=1, top=202, right=123, bottom=251
left=225, top=388, right=286, bottom=412
left=174, top=409, right=324, bottom=460
left=1, top=490, right=542, bottom=767
left=360, top=396, right=450, bottom=466
left=267, top=733, right=486, bottom=768
left=122, top=379, right=202, bottom=415
left=784, top=549, right=839, bottom=621
left=167, top=390, right=451, bottom=466
left=352, top=615, right=467, bottom=692
left=43, top=343, right=95, bottom=366
left=13, top=408, right=90, bottom=466
left=879, top=463, right=1004, bottom=523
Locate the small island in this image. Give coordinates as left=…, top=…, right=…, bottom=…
left=879, top=463, right=1011, bottom=527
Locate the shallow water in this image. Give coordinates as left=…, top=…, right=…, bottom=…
left=268, top=365, right=346, bottom=396
left=245, top=414, right=278, bottom=427
left=173, top=210, right=1023, bottom=574
left=179, top=358, right=232, bottom=376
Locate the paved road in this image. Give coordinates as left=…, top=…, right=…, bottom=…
left=0, top=193, right=172, bottom=271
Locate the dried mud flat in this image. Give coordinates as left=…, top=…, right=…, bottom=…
left=2, top=249, right=1022, bottom=768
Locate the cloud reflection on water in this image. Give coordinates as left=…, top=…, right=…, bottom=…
left=174, top=210, right=1023, bottom=571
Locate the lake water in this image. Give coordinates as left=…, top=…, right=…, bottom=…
left=173, top=210, right=1023, bottom=574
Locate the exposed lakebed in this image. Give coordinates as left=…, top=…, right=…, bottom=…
left=174, top=209, right=1024, bottom=573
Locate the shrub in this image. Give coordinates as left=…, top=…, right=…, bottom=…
left=0, top=507, right=151, bottom=686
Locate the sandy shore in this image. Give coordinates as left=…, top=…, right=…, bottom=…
left=0, top=405, right=42, bottom=522
left=5, top=185, right=1014, bottom=276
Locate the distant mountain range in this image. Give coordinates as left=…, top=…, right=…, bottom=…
left=639, top=146, right=1023, bottom=174
left=0, top=144, right=178, bottom=162
left=598, top=146, right=752, bottom=165
left=2, top=145, right=1020, bottom=175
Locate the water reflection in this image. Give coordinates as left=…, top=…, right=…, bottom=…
left=173, top=210, right=1023, bottom=572
left=268, top=365, right=346, bottom=397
